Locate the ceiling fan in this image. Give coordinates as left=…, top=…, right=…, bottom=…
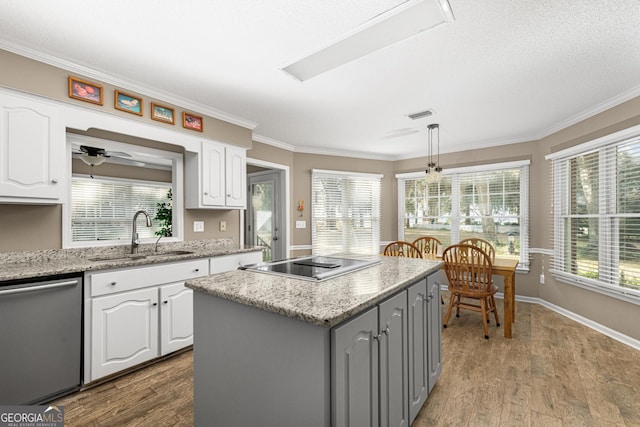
left=72, top=145, right=146, bottom=177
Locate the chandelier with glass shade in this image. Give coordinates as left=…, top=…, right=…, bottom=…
left=426, top=123, right=443, bottom=183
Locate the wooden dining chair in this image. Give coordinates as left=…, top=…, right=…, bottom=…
left=412, top=236, right=446, bottom=305
left=412, top=236, right=442, bottom=258
left=459, top=237, right=495, bottom=262
left=442, top=244, right=500, bottom=339
left=383, top=241, right=423, bottom=258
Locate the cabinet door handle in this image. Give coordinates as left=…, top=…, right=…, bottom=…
left=373, top=334, right=380, bottom=341
left=163, top=300, right=168, bottom=304
left=194, top=268, right=200, bottom=272
left=152, top=302, right=158, bottom=306
left=51, top=178, right=58, bottom=184
left=110, top=281, right=117, bottom=286
left=382, top=327, right=390, bottom=335
left=204, top=192, right=208, bottom=196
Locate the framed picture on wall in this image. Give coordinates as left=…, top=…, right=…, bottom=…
left=151, top=103, right=175, bottom=124
left=114, top=90, right=143, bottom=115
left=183, top=112, right=203, bottom=132
left=68, top=76, right=103, bottom=105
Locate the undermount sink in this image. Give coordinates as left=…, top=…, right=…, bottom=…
left=146, top=250, right=194, bottom=257
left=89, top=254, right=148, bottom=263
left=89, top=250, right=193, bottom=263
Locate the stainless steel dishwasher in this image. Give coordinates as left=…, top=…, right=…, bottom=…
left=0, top=274, right=82, bottom=405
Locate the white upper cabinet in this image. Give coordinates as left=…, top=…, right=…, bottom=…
left=186, top=140, right=246, bottom=209
left=224, top=145, right=246, bottom=207
left=0, top=91, right=66, bottom=203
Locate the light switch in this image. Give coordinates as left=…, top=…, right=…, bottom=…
left=220, top=220, right=227, bottom=232
left=193, top=221, right=204, bottom=232
left=296, top=220, right=306, bottom=229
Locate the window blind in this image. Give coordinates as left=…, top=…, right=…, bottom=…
left=71, top=176, right=171, bottom=243
left=551, top=135, right=640, bottom=298
left=397, top=161, right=529, bottom=266
left=311, top=169, right=382, bottom=255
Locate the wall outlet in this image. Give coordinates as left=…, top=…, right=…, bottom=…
left=539, top=274, right=545, bottom=285
left=193, top=221, right=204, bottom=232
left=220, top=220, right=227, bottom=232
left=296, top=220, right=306, bottom=229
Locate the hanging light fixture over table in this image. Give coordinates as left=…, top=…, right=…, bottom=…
left=426, top=123, right=443, bottom=183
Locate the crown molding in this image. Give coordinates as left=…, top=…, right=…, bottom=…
left=0, top=40, right=257, bottom=130
left=252, top=133, right=296, bottom=151
left=535, top=83, right=640, bottom=140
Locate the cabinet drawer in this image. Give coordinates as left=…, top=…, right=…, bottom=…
left=90, top=259, right=209, bottom=297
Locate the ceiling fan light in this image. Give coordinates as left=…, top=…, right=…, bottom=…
left=79, top=154, right=107, bottom=167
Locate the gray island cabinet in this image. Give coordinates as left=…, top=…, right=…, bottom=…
left=186, top=256, right=443, bottom=427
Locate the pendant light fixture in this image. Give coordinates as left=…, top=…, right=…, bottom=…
left=426, top=123, right=443, bottom=184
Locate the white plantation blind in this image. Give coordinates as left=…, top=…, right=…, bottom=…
left=71, top=176, right=171, bottom=243
left=550, top=133, right=640, bottom=299
left=311, top=169, right=382, bottom=255
left=397, top=161, right=529, bottom=267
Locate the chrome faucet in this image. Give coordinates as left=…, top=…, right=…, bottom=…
left=131, top=210, right=152, bottom=254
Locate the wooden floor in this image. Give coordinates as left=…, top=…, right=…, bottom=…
left=55, top=296, right=640, bottom=426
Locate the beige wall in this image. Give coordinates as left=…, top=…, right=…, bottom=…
left=1, top=48, right=639, bottom=342
left=0, top=49, right=253, bottom=148
left=534, top=96, right=640, bottom=340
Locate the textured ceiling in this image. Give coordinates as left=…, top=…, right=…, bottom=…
left=1, top=0, right=640, bottom=160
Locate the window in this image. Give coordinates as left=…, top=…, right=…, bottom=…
left=64, top=134, right=183, bottom=248
left=549, top=128, right=640, bottom=299
left=71, top=176, right=171, bottom=243
left=311, top=169, right=382, bottom=255
left=397, top=161, right=529, bottom=267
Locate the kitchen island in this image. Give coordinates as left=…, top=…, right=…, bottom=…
left=186, top=255, right=443, bottom=427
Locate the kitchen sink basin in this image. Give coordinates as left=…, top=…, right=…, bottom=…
left=89, top=254, right=148, bottom=263
left=88, top=250, right=193, bottom=263
left=146, top=250, right=194, bottom=257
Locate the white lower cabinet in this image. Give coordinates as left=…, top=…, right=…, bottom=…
left=332, top=291, right=409, bottom=427
left=91, top=287, right=159, bottom=380
left=160, top=282, right=194, bottom=354
left=333, top=272, right=441, bottom=427
left=85, top=259, right=207, bottom=383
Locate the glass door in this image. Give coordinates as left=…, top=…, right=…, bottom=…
left=248, top=171, right=283, bottom=261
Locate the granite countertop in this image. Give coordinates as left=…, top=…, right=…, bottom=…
left=0, top=238, right=262, bottom=282
left=186, top=255, right=442, bottom=328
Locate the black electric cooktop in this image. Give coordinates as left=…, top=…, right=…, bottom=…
left=240, top=256, right=380, bottom=281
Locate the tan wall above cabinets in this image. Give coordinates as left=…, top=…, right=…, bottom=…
left=0, top=49, right=254, bottom=148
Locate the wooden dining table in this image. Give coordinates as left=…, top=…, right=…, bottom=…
left=487, top=257, right=519, bottom=338
left=433, top=255, right=519, bottom=338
